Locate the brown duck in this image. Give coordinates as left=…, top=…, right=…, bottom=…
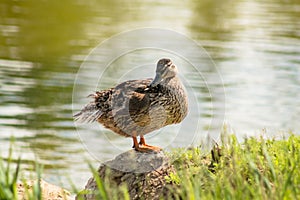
left=74, top=58, right=188, bottom=152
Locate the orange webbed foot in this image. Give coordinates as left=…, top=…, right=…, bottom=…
left=132, top=136, right=162, bottom=153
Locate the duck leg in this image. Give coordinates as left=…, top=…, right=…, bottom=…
left=132, top=136, right=161, bottom=152
left=139, top=136, right=162, bottom=152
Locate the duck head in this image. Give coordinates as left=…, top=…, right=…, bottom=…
left=150, top=58, right=178, bottom=87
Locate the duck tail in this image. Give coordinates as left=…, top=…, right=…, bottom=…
left=73, top=102, right=102, bottom=123
left=74, top=89, right=113, bottom=123
left=73, top=93, right=103, bottom=123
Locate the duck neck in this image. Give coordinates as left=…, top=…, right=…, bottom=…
left=165, top=75, right=178, bottom=84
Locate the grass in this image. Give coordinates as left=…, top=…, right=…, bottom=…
left=1, top=133, right=300, bottom=199
left=166, top=133, right=300, bottom=200
left=0, top=138, right=42, bottom=200
left=0, top=139, right=21, bottom=200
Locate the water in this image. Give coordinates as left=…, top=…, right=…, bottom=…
left=0, top=0, right=299, bottom=190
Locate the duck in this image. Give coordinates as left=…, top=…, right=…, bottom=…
left=74, top=58, right=188, bottom=152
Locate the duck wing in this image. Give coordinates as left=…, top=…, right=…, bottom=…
left=74, top=78, right=159, bottom=127
left=112, top=79, right=157, bottom=127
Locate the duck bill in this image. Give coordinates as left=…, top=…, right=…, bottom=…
left=150, top=74, right=163, bottom=87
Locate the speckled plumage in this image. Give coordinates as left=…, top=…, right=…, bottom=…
left=74, top=58, right=188, bottom=152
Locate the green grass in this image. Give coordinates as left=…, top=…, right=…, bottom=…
left=1, top=133, right=300, bottom=200
left=0, top=139, right=20, bottom=200
left=166, top=133, right=300, bottom=200
left=0, top=138, right=42, bottom=200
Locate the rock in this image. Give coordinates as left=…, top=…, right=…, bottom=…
left=77, top=150, right=175, bottom=200
left=17, top=179, right=71, bottom=200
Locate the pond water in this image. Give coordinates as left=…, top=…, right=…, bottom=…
left=0, top=0, right=299, bottom=190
